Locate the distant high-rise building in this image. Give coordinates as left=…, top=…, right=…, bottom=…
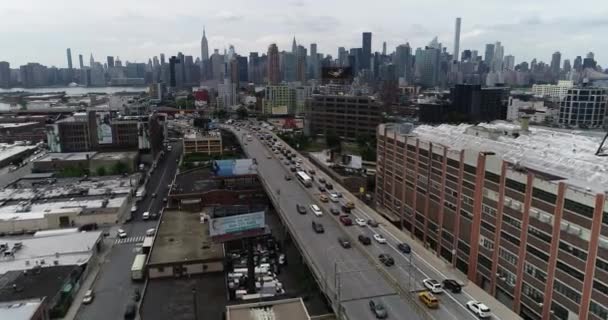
left=281, top=52, right=296, bottom=82
left=210, top=49, right=224, bottom=81
left=573, top=56, right=582, bottom=71
left=292, top=37, right=297, bottom=54
left=115, top=57, right=122, bottom=67
left=394, top=43, right=413, bottom=82
left=309, top=43, right=318, bottom=79
left=0, top=61, right=10, bottom=88
left=89, top=54, right=94, bottom=67
left=296, top=45, right=307, bottom=82
left=453, top=17, right=461, bottom=61
left=471, top=50, right=479, bottom=62
left=492, top=42, right=504, bottom=72
left=66, top=48, right=73, bottom=69
left=587, top=52, right=595, bottom=60
left=248, top=52, right=261, bottom=84
left=563, top=59, right=571, bottom=73
left=361, top=32, right=372, bottom=70
left=484, top=43, right=495, bottom=68
left=504, top=55, right=515, bottom=71
left=267, top=44, right=280, bottom=85
left=169, top=56, right=179, bottom=88
left=461, top=50, right=472, bottom=62
left=201, top=27, right=209, bottom=62
left=78, top=54, right=84, bottom=69
left=160, top=54, right=166, bottom=65
left=417, top=44, right=441, bottom=87
left=382, top=42, right=387, bottom=56
left=338, top=47, right=347, bottom=66
left=237, top=56, right=248, bottom=83
left=107, top=56, right=115, bottom=68
left=550, top=51, right=561, bottom=75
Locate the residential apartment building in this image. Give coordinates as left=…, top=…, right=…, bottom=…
left=182, top=131, right=222, bottom=155
left=376, top=122, right=608, bottom=320
left=308, top=94, right=382, bottom=140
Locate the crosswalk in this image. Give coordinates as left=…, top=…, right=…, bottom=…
left=114, top=236, right=145, bottom=245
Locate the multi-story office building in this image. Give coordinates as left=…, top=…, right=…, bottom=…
left=182, top=131, right=222, bottom=155
left=559, top=87, right=608, bottom=128
left=308, top=94, right=382, bottom=140
left=451, top=84, right=509, bottom=122
left=376, top=122, right=608, bottom=320
left=0, top=61, right=10, bottom=88
left=532, top=80, right=574, bottom=102
left=267, top=44, right=280, bottom=85
left=263, top=85, right=295, bottom=115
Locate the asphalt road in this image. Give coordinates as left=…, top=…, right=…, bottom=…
left=229, top=127, right=427, bottom=320
left=75, top=142, right=182, bottom=320
left=228, top=125, right=500, bottom=320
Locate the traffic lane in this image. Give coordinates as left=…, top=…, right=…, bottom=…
left=342, top=295, right=421, bottom=320
left=243, top=132, right=403, bottom=305
left=256, top=141, right=394, bottom=301
left=76, top=244, right=143, bottom=320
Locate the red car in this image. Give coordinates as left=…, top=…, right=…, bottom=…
left=339, top=215, right=353, bottom=226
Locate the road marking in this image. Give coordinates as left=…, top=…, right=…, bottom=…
left=114, top=236, right=144, bottom=245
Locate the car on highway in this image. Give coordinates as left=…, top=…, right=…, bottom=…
left=320, top=195, right=329, bottom=202
left=466, top=301, right=491, bottom=318
left=344, top=201, right=355, bottom=209
left=131, top=205, right=137, bottom=213
left=284, top=174, right=292, bottom=181
left=308, top=169, right=315, bottom=175
left=82, top=289, right=95, bottom=304
left=318, top=177, right=326, bottom=184
left=152, top=193, right=157, bottom=198
left=124, top=303, right=137, bottom=319
left=163, top=197, right=168, bottom=203
left=419, top=291, right=439, bottom=309
left=312, top=221, right=324, bottom=233
left=310, top=204, right=323, bottom=216
left=142, top=211, right=150, bottom=220
left=422, top=278, right=444, bottom=294
left=355, top=218, right=366, bottom=226
left=373, top=233, right=387, bottom=244
left=329, top=192, right=339, bottom=202
left=297, top=204, right=307, bottom=214
left=318, top=186, right=326, bottom=192
left=397, top=243, right=411, bottom=254
left=369, top=300, right=388, bottom=319
left=330, top=207, right=340, bottom=215
left=118, top=229, right=127, bottom=238
left=325, top=183, right=333, bottom=190
left=442, top=279, right=462, bottom=293
left=378, top=253, right=395, bottom=266
left=339, top=215, right=353, bottom=226
left=367, top=219, right=379, bottom=227
left=358, top=235, right=371, bottom=245
left=296, top=158, right=303, bottom=163
left=290, top=167, right=297, bottom=172
left=338, top=237, right=351, bottom=248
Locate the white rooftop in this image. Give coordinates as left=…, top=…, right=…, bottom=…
left=0, top=197, right=126, bottom=221
left=411, top=122, right=608, bottom=193
left=0, top=299, right=43, bottom=319
left=0, top=145, right=36, bottom=163
left=36, top=152, right=97, bottom=162
left=0, top=122, right=38, bottom=129
left=0, top=231, right=101, bottom=274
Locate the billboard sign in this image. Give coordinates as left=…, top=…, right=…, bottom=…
left=209, top=210, right=265, bottom=238
left=322, top=67, right=353, bottom=82
left=96, top=112, right=113, bottom=144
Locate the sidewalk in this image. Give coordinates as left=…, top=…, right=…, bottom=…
left=369, top=205, right=521, bottom=320
left=61, top=227, right=118, bottom=320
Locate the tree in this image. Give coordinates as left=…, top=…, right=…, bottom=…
left=325, top=131, right=341, bottom=151
left=96, top=166, right=107, bottom=176
left=236, top=106, right=248, bottom=119
left=112, top=161, right=129, bottom=175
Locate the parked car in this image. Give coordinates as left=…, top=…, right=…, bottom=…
left=133, top=288, right=141, bottom=302
left=466, top=301, right=492, bottom=319
left=373, top=233, right=387, bottom=244
left=422, top=278, right=444, bottom=294
left=312, top=221, right=324, bottom=233
left=338, top=237, right=351, bottom=248
left=369, top=300, right=388, bottom=319
left=297, top=204, right=307, bottom=214
left=442, top=279, right=462, bottom=293
left=419, top=291, right=439, bottom=309
left=358, top=235, right=371, bottom=245
left=378, top=254, right=395, bottom=266
left=367, top=219, right=379, bottom=227
left=397, top=243, right=411, bottom=254
left=339, top=215, right=353, bottom=226
left=330, top=207, right=340, bottom=215
left=82, top=289, right=95, bottom=304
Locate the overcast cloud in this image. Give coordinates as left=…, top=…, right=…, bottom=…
left=1, top=0, right=606, bottom=67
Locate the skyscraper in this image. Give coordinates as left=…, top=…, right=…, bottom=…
left=338, top=47, right=347, bottom=66
left=484, top=44, right=495, bottom=69
left=453, top=17, right=461, bottom=62
left=550, top=51, right=561, bottom=75
left=573, top=56, right=582, bottom=71
left=563, top=59, right=572, bottom=73
left=201, top=27, right=209, bottom=62
left=66, top=48, right=73, bottom=69
left=107, top=56, right=115, bottom=68
left=79, top=54, right=84, bottom=69
left=292, top=37, right=297, bottom=54
left=503, top=55, right=515, bottom=71
left=0, top=61, right=10, bottom=88
left=296, top=45, right=307, bottom=82
left=160, top=53, right=166, bottom=65
left=267, top=44, right=280, bottom=85
left=382, top=42, right=387, bottom=56
left=309, top=43, right=318, bottom=79
left=394, top=44, right=413, bottom=82
left=361, top=32, right=372, bottom=70
left=89, top=54, right=95, bottom=67
left=492, top=42, right=504, bottom=72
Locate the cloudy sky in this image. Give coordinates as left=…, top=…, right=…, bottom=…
left=2, top=0, right=606, bottom=67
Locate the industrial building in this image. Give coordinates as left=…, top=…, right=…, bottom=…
left=182, top=131, right=222, bottom=155
left=0, top=175, right=135, bottom=233
left=308, top=94, right=382, bottom=140
left=376, top=122, right=608, bottom=320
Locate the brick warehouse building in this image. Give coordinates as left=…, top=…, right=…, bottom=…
left=376, top=122, right=608, bottom=320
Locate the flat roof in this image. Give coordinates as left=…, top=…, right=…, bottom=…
left=226, top=298, right=310, bottom=320
left=0, top=145, right=36, bottom=163
left=148, top=210, right=224, bottom=266
left=0, top=298, right=44, bottom=319
left=384, top=122, right=608, bottom=192
left=0, top=122, right=39, bottom=129
left=184, top=131, right=222, bottom=140
left=36, top=152, right=97, bottom=162
left=0, top=231, right=101, bottom=274
left=90, top=151, right=138, bottom=161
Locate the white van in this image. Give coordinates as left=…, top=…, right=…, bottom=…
left=146, top=228, right=155, bottom=236
left=310, top=204, right=323, bottom=216
left=142, top=211, right=150, bottom=220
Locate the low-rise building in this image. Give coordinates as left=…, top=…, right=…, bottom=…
left=182, top=131, right=222, bottom=155
left=226, top=298, right=310, bottom=320
left=32, top=152, right=96, bottom=173
left=0, top=122, right=46, bottom=144
left=0, top=144, right=37, bottom=168
left=0, top=298, right=49, bottom=320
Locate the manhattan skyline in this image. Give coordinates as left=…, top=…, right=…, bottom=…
left=1, top=0, right=607, bottom=67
